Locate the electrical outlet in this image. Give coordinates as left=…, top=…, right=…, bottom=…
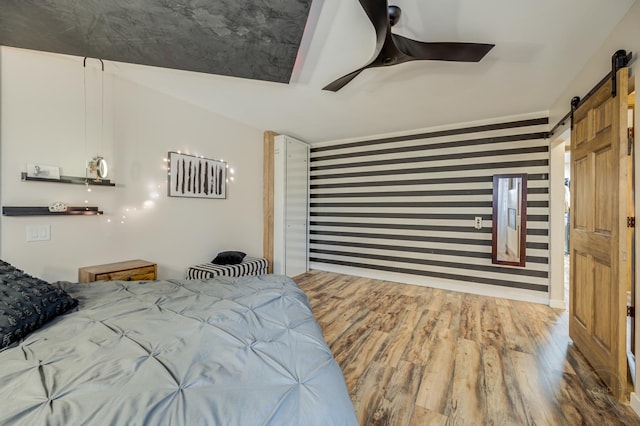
left=474, top=217, right=482, bottom=230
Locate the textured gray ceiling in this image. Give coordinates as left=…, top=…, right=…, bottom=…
left=0, top=0, right=313, bottom=83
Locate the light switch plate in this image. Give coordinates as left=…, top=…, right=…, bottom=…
left=26, top=224, right=50, bottom=242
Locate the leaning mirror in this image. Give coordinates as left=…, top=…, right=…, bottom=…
left=492, top=173, right=527, bottom=266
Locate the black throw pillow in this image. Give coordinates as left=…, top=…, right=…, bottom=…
left=211, top=251, right=246, bottom=265
left=0, top=260, right=78, bottom=349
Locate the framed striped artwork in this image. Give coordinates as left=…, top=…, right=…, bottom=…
left=167, top=151, right=227, bottom=199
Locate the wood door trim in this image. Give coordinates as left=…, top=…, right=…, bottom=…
left=263, top=131, right=278, bottom=273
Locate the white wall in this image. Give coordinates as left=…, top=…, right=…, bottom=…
left=549, top=1, right=639, bottom=129
left=0, top=47, right=263, bottom=282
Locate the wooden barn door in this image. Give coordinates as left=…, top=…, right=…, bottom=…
left=569, top=66, right=630, bottom=399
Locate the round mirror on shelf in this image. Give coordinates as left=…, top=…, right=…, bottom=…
left=96, top=157, right=108, bottom=179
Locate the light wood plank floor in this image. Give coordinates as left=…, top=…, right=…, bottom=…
left=295, top=270, right=640, bottom=426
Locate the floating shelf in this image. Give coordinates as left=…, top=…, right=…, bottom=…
left=2, top=206, right=103, bottom=216
left=21, top=172, right=116, bottom=187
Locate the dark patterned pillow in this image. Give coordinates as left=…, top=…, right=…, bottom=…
left=211, top=251, right=246, bottom=265
left=0, top=260, right=78, bottom=349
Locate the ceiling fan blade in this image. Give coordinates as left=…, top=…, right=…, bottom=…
left=392, top=34, right=494, bottom=62
left=359, top=0, right=391, bottom=52
left=323, top=1, right=390, bottom=92
left=323, top=67, right=368, bottom=92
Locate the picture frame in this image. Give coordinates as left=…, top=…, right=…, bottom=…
left=26, top=163, right=60, bottom=180
left=167, top=152, right=227, bottom=199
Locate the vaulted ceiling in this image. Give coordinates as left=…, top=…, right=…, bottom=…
left=0, top=0, right=637, bottom=143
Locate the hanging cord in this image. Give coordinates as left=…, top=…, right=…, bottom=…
left=83, top=58, right=88, bottom=179
left=82, top=57, right=105, bottom=179
left=100, top=59, right=104, bottom=156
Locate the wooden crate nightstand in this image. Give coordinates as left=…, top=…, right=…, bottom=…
left=78, top=260, right=157, bottom=283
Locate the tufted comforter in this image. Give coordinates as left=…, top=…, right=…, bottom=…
left=0, top=275, right=357, bottom=425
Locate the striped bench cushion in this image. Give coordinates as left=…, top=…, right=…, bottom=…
left=186, top=257, right=268, bottom=279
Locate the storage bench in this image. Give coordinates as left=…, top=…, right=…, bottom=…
left=186, top=257, right=268, bottom=279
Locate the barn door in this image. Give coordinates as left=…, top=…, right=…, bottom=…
left=570, top=66, right=630, bottom=399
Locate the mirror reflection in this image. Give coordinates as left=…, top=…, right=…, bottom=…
left=492, top=173, right=527, bottom=266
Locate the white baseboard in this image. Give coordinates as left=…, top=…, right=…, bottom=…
left=631, top=392, right=640, bottom=416
left=549, top=299, right=566, bottom=310
left=310, top=262, right=549, bottom=305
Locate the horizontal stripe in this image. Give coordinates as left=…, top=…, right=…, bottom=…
left=314, top=251, right=548, bottom=282
left=312, top=139, right=550, bottom=168
left=311, top=201, right=492, bottom=208
left=309, top=257, right=548, bottom=292
left=310, top=219, right=549, bottom=231
left=310, top=230, right=549, bottom=250
left=311, top=159, right=549, bottom=180
left=310, top=238, right=549, bottom=259
left=310, top=145, right=549, bottom=171
left=311, top=189, right=492, bottom=198
left=311, top=145, right=549, bottom=171
left=312, top=132, right=548, bottom=162
left=311, top=193, right=548, bottom=203
left=309, top=211, right=549, bottom=222
left=311, top=221, right=491, bottom=233
left=310, top=187, right=549, bottom=198
left=310, top=248, right=548, bottom=278
left=310, top=173, right=549, bottom=190
left=309, top=239, right=549, bottom=264
left=311, top=118, right=549, bottom=153
left=310, top=229, right=491, bottom=245
left=310, top=200, right=549, bottom=208
left=311, top=221, right=548, bottom=237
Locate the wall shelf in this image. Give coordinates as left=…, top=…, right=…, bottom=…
left=21, top=172, right=116, bottom=187
left=2, top=206, right=103, bottom=216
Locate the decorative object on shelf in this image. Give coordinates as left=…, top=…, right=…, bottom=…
left=48, top=201, right=68, bottom=212
left=3, top=206, right=103, bottom=216
left=26, top=163, right=60, bottom=180
left=167, top=151, right=227, bottom=199
left=20, top=172, right=115, bottom=186
left=83, top=57, right=110, bottom=181
left=87, top=156, right=108, bottom=179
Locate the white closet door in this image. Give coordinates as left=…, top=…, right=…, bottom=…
left=284, top=139, right=309, bottom=276
left=273, top=135, right=309, bottom=277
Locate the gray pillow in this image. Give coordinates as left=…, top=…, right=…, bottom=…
left=0, top=260, right=78, bottom=349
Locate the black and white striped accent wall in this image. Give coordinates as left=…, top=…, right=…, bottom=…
left=309, top=116, right=550, bottom=302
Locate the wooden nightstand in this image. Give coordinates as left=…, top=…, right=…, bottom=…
left=78, top=259, right=157, bottom=283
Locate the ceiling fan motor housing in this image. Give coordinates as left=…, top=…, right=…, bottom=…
left=388, top=5, right=401, bottom=26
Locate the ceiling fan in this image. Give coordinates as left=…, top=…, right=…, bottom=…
left=323, top=1, right=495, bottom=91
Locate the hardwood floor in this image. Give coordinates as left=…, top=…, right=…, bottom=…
left=295, top=270, right=640, bottom=426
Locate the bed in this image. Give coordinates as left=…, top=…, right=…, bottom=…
left=0, top=261, right=357, bottom=425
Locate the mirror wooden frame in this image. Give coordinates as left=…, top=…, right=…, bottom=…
left=491, top=173, right=528, bottom=267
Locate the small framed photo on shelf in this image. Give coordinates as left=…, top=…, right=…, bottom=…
left=26, top=163, right=60, bottom=180
left=167, top=152, right=227, bottom=199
